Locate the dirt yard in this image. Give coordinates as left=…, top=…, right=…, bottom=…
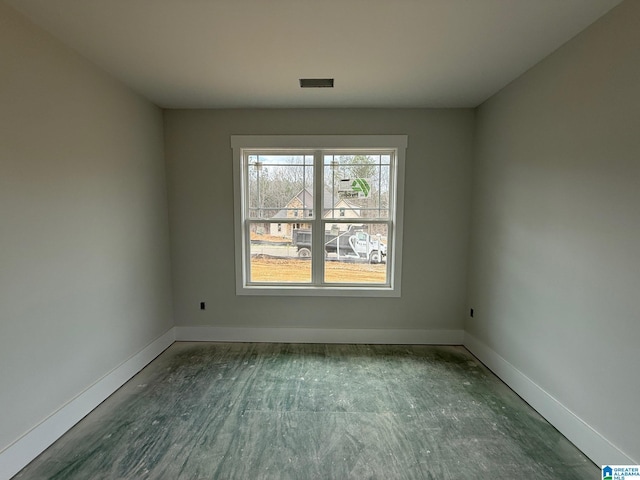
left=250, top=257, right=386, bottom=283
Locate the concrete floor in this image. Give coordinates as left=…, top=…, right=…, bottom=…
left=15, top=343, right=598, bottom=479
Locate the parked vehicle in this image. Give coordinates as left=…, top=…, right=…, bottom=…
left=292, top=226, right=386, bottom=263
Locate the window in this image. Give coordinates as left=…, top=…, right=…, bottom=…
left=232, top=135, right=407, bottom=296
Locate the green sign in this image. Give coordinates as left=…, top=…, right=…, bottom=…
left=339, top=178, right=371, bottom=198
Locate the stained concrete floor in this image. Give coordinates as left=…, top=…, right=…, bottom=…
left=15, top=343, right=598, bottom=479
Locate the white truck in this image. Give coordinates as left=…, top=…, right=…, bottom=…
left=292, top=226, right=386, bottom=263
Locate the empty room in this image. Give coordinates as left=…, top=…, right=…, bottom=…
left=1, top=0, right=638, bottom=478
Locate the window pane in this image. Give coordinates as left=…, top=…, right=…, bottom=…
left=248, top=222, right=312, bottom=283
left=323, top=154, right=391, bottom=219
left=323, top=223, right=388, bottom=284
left=247, top=155, right=314, bottom=219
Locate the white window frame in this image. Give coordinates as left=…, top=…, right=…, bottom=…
left=231, top=135, right=407, bottom=297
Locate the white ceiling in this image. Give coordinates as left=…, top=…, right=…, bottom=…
left=5, top=0, right=623, bottom=108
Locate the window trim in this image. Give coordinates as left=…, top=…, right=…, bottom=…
left=231, top=135, right=407, bottom=297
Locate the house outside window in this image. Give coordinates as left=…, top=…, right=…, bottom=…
left=232, top=135, right=407, bottom=297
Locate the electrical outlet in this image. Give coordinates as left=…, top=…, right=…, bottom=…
left=200, top=302, right=206, bottom=310
left=470, top=308, right=474, bottom=318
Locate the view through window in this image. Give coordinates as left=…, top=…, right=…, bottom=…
left=232, top=136, right=407, bottom=296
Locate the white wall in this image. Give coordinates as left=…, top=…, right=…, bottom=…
left=467, top=0, right=639, bottom=464
left=164, top=109, right=474, bottom=335
left=0, top=2, right=173, bottom=454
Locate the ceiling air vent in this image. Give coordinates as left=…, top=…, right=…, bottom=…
left=299, top=78, right=334, bottom=88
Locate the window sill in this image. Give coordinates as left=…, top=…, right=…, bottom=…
left=237, top=284, right=401, bottom=297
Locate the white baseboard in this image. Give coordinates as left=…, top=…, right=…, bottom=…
left=175, top=326, right=464, bottom=345
left=463, top=332, right=636, bottom=466
left=0, top=328, right=176, bottom=480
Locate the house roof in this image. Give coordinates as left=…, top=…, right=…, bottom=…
left=291, top=188, right=338, bottom=211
